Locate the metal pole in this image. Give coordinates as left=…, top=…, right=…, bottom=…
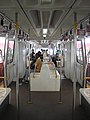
left=15, top=12, right=20, bottom=120
left=54, top=64, right=57, bottom=78
left=72, top=12, right=77, bottom=120
left=58, top=65, right=62, bottom=104
left=28, top=44, right=32, bottom=104
left=84, top=63, right=88, bottom=88
left=82, top=37, right=87, bottom=87
left=3, top=33, right=9, bottom=88
left=58, top=42, right=63, bottom=104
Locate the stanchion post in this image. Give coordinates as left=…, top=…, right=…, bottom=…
left=72, top=12, right=77, bottom=120
left=58, top=65, right=62, bottom=104
left=28, top=43, right=32, bottom=104
left=3, top=33, right=9, bottom=88
left=15, top=12, right=20, bottom=120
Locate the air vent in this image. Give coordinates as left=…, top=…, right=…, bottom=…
left=25, top=0, right=38, bottom=6
left=42, top=11, right=50, bottom=28
left=41, top=0, right=52, bottom=4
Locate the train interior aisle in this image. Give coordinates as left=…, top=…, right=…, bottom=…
left=0, top=74, right=88, bottom=120
left=0, top=0, right=90, bottom=120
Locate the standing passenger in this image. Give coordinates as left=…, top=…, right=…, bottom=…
left=30, top=49, right=35, bottom=61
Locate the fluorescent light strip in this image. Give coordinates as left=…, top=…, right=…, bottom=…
left=43, top=29, right=47, bottom=34
left=43, top=34, right=46, bottom=37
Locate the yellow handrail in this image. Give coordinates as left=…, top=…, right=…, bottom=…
left=0, top=76, right=8, bottom=79
left=84, top=77, right=90, bottom=80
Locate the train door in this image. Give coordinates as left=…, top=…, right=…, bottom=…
left=0, top=34, right=5, bottom=86
left=7, top=36, right=15, bottom=85
left=76, top=39, right=84, bottom=86
left=64, top=42, right=71, bottom=78
left=70, top=41, right=76, bottom=81
left=0, top=27, right=16, bottom=86
left=18, top=41, right=26, bottom=79
left=84, top=36, right=90, bottom=87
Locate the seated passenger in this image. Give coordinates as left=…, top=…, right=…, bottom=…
left=24, top=52, right=42, bottom=82
left=30, top=59, right=36, bottom=70
left=24, top=58, right=36, bottom=83
left=52, top=56, right=57, bottom=67
left=35, top=53, right=42, bottom=72
left=38, top=51, right=43, bottom=62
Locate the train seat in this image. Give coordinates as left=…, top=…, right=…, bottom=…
left=30, top=63, right=60, bottom=91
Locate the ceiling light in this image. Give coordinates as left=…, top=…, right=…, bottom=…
left=43, top=34, right=46, bottom=37
left=43, top=29, right=47, bottom=34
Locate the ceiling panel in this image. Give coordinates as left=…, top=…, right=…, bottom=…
left=54, top=0, right=75, bottom=7
left=0, top=0, right=90, bottom=43
left=78, top=0, right=90, bottom=6
left=41, top=0, right=52, bottom=5
left=0, top=0, right=13, bottom=7
left=50, top=10, right=63, bottom=28
left=29, top=10, right=41, bottom=28
left=42, top=11, right=50, bottom=28
left=22, top=0, right=38, bottom=6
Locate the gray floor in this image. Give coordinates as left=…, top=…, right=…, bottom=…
left=1, top=76, right=88, bottom=120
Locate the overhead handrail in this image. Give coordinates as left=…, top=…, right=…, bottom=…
left=0, top=11, right=29, bottom=40
left=16, top=0, right=38, bottom=36
left=49, top=0, right=78, bottom=38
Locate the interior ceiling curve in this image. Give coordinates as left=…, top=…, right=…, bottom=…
left=0, top=0, right=90, bottom=44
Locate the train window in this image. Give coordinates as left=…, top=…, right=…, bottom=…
left=76, top=40, right=83, bottom=63
left=0, top=37, right=5, bottom=62
left=85, top=37, right=90, bottom=63
left=7, top=40, right=15, bottom=63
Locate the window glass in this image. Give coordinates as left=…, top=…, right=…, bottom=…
left=76, top=40, right=83, bottom=63
left=7, top=40, right=15, bottom=63
left=0, top=37, right=5, bottom=62
left=85, top=37, right=90, bottom=63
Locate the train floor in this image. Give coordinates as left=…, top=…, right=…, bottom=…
left=1, top=75, right=89, bottom=120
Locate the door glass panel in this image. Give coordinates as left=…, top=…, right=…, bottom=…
left=85, top=37, right=90, bottom=63
left=0, top=37, right=5, bottom=62
left=7, top=40, right=15, bottom=63
left=76, top=40, right=83, bottom=63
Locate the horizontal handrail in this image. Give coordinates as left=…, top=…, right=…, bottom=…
left=84, top=77, right=90, bottom=80
left=0, top=76, right=9, bottom=79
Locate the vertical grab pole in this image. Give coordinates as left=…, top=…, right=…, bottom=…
left=72, top=12, right=77, bottom=120
left=3, top=33, right=9, bottom=88
left=58, top=42, right=63, bottom=104
left=82, top=37, right=87, bottom=88
left=15, top=12, right=20, bottom=120
left=84, top=63, right=88, bottom=88
left=54, top=64, right=57, bottom=78
left=58, top=65, right=62, bottom=104
left=28, top=43, right=32, bottom=104
left=58, top=28, right=63, bottom=104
